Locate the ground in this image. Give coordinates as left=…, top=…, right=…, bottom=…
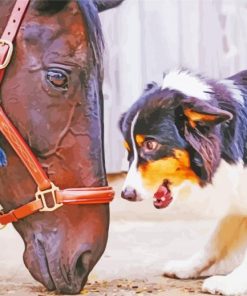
left=0, top=174, right=222, bottom=296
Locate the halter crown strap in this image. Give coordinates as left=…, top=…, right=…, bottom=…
left=0, top=0, right=114, bottom=228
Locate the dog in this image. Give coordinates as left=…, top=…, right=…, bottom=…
left=119, top=69, right=247, bottom=296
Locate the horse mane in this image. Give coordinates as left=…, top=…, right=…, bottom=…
left=78, top=0, right=104, bottom=76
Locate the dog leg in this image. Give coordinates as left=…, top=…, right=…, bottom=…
left=163, top=215, right=247, bottom=279
left=202, top=247, right=247, bottom=296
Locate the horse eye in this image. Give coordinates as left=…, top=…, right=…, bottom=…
left=46, top=69, right=68, bottom=89
left=143, top=139, right=159, bottom=151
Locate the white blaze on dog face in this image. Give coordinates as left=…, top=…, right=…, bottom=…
left=162, top=70, right=211, bottom=101
left=122, top=112, right=150, bottom=200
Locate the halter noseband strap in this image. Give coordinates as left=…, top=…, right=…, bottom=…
left=0, top=0, right=114, bottom=227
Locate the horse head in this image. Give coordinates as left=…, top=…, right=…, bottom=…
left=0, top=0, right=123, bottom=294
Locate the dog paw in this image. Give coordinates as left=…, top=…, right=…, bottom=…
left=202, top=275, right=247, bottom=296
left=163, top=259, right=200, bottom=279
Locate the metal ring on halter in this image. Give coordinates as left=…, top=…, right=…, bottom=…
left=0, top=39, right=14, bottom=70
left=35, top=182, right=63, bottom=212
left=0, top=210, right=6, bottom=229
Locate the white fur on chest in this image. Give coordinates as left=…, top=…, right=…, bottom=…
left=171, top=160, right=247, bottom=217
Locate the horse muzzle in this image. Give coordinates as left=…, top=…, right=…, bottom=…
left=24, top=234, right=94, bottom=294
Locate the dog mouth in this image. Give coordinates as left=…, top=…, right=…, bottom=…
left=153, top=180, right=173, bottom=209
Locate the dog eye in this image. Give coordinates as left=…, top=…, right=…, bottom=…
left=47, top=69, right=68, bottom=89
left=142, top=139, right=159, bottom=151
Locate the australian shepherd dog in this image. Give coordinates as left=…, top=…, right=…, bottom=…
left=119, top=69, right=247, bottom=296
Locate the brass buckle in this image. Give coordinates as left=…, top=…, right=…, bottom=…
left=0, top=210, right=6, bottom=230
left=35, top=182, right=63, bottom=212
left=0, top=39, right=13, bottom=70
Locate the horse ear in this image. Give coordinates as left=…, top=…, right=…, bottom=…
left=0, top=148, right=7, bottom=167
left=182, top=97, right=233, bottom=127
left=93, top=0, right=124, bottom=12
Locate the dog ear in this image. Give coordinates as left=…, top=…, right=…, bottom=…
left=182, top=98, right=233, bottom=127
left=179, top=98, right=232, bottom=183
left=0, top=148, right=7, bottom=167
left=182, top=97, right=233, bottom=128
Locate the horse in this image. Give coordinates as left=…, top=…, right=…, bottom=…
left=0, top=0, right=123, bottom=294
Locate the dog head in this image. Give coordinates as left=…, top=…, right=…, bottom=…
left=119, top=70, right=233, bottom=209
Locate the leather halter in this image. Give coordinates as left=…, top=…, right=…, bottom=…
left=0, top=0, right=114, bottom=228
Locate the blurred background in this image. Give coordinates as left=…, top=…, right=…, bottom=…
left=100, top=0, right=247, bottom=173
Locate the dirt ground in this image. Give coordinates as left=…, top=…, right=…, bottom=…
left=0, top=174, right=221, bottom=296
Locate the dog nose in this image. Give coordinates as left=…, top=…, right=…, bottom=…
left=121, top=186, right=137, bottom=201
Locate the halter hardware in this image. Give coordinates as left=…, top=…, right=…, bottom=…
left=0, top=39, right=13, bottom=70
left=35, top=182, right=62, bottom=212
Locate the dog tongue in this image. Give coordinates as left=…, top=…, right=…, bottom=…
left=153, top=184, right=173, bottom=209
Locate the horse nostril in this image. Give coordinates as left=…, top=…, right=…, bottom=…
left=75, top=251, right=92, bottom=282
left=53, top=250, right=92, bottom=294
left=121, top=186, right=137, bottom=201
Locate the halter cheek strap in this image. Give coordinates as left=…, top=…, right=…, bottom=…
left=0, top=0, right=114, bottom=228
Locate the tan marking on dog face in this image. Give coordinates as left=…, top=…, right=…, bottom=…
left=123, top=141, right=130, bottom=151
left=135, top=134, right=145, bottom=147
left=139, top=149, right=200, bottom=190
